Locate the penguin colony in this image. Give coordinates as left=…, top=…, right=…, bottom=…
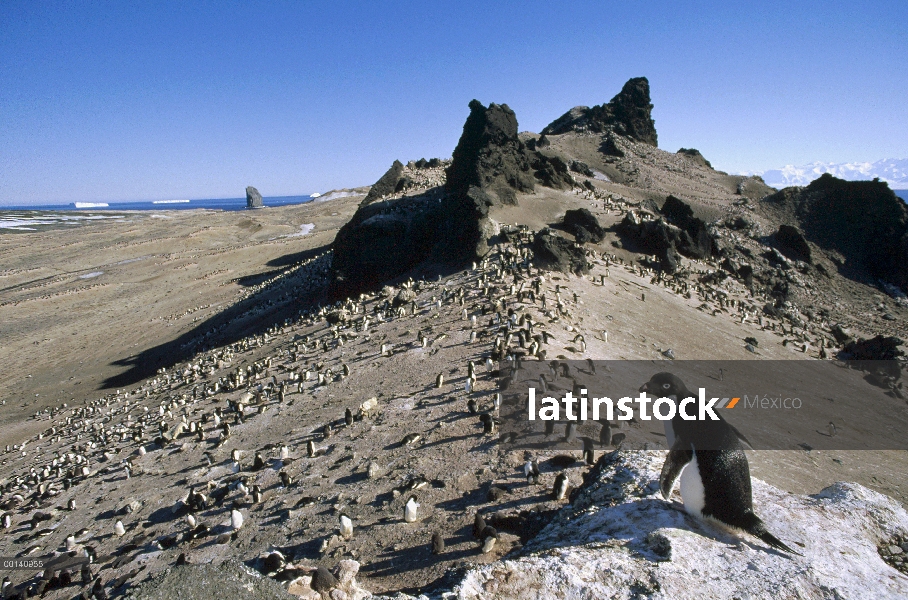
left=0, top=189, right=858, bottom=597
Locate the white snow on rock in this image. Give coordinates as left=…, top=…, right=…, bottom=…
left=439, top=451, right=908, bottom=600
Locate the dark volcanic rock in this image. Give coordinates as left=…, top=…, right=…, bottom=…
left=774, top=224, right=812, bottom=263
left=445, top=100, right=536, bottom=205
left=542, top=77, right=658, bottom=146
left=329, top=194, right=444, bottom=299
left=660, top=195, right=714, bottom=259
left=245, top=186, right=263, bottom=209
left=843, top=335, right=905, bottom=361
left=616, top=211, right=683, bottom=273
left=531, top=154, right=574, bottom=190
left=569, top=160, right=595, bottom=177
left=764, top=174, right=908, bottom=291
left=532, top=229, right=589, bottom=274
left=599, top=134, right=625, bottom=158
left=676, top=148, right=712, bottom=169
left=563, top=208, right=606, bottom=244
left=361, top=159, right=405, bottom=206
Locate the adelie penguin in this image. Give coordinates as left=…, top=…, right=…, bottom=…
left=524, top=459, right=540, bottom=485
left=431, top=532, right=445, bottom=555
left=639, top=372, right=800, bottom=554
left=553, top=472, right=569, bottom=501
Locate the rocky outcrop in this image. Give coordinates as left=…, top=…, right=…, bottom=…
left=245, top=186, right=263, bottom=209
left=660, top=195, right=714, bottom=259
left=774, top=224, right=812, bottom=263
left=331, top=97, right=596, bottom=298
left=531, top=154, right=574, bottom=190
left=616, top=211, right=683, bottom=273
left=676, top=147, right=712, bottom=169
left=616, top=196, right=715, bottom=273
left=443, top=451, right=908, bottom=600
left=763, top=174, right=908, bottom=291
left=329, top=194, right=445, bottom=299
left=446, top=100, right=536, bottom=205
left=361, top=160, right=405, bottom=206
left=531, top=228, right=589, bottom=274
left=843, top=335, right=905, bottom=360
left=542, top=77, right=658, bottom=146
left=562, top=208, right=605, bottom=244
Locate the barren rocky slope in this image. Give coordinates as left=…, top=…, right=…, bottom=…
left=1, top=78, right=906, bottom=599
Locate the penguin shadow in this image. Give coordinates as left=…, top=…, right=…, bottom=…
left=334, top=471, right=368, bottom=486
left=360, top=542, right=475, bottom=580
left=481, top=489, right=552, bottom=513
left=468, top=437, right=500, bottom=454
left=418, top=432, right=477, bottom=450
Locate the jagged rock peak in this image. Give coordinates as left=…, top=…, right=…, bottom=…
left=445, top=99, right=536, bottom=205
left=361, top=159, right=405, bottom=206
left=542, top=77, right=658, bottom=146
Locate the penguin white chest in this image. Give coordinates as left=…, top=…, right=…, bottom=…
left=679, top=451, right=706, bottom=517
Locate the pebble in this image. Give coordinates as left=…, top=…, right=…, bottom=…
left=890, top=545, right=904, bottom=555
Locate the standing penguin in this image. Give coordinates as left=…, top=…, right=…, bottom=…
left=553, top=472, right=569, bottom=501
left=524, top=459, right=540, bottom=485
left=639, top=372, right=799, bottom=554
left=431, top=532, right=445, bottom=554
left=339, top=513, right=353, bottom=539
left=404, top=496, right=419, bottom=523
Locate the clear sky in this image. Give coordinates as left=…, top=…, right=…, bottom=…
left=1, top=1, right=905, bottom=205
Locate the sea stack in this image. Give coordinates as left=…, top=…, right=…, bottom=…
left=246, top=186, right=263, bottom=209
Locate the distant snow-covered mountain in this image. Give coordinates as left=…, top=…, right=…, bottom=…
left=751, top=159, right=908, bottom=189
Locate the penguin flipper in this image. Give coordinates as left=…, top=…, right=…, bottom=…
left=659, top=441, right=693, bottom=500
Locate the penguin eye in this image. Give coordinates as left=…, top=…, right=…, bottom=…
left=662, top=383, right=671, bottom=389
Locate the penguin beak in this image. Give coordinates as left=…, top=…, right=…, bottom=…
left=639, top=382, right=649, bottom=393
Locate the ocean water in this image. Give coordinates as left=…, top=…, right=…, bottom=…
left=1, top=194, right=316, bottom=212
left=896, top=190, right=907, bottom=202
left=0, top=194, right=320, bottom=231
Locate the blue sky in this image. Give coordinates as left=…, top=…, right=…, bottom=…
left=1, top=1, right=905, bottom=204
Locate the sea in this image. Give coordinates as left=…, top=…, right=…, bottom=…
left=897, top=190, right=908, bottom=202
left=0, top=193, right=350, bottom=232
left=1, top=194, right=316, bottom=212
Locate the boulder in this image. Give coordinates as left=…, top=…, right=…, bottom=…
left=361, top=160, right=405, bottom=206
left=245, top=186, right=263, bottom=209
left=531, top=229, right=589, bottom=274
left=763, top=174, right=908, bottom=292
left=444, top=451, right=908, bottom=600
left=445, top=100, right=536, bottom=205
left=569, top=160, right=595, bottom=177
left=775, top=224, right=812, bottom=263
left=660, top=195, right=714, bottom=259
left=542, top=77, right=658, bottom=147
left=563, top=208, right=606, bottom=244
left=531, top=154, right=574, bottom=190
left=599, top=134, right=625, bottom=157
left=615, top=211, right=688, bottom=273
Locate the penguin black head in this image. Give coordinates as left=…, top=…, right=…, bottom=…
left=639, top=372, right=692, bottom=399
